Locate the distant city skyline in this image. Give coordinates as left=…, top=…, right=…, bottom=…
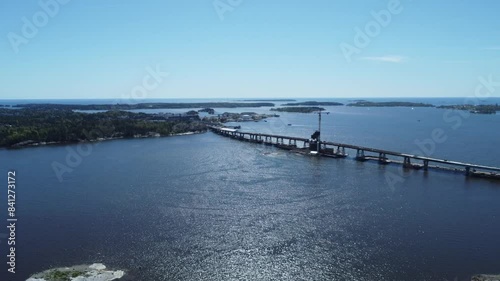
left=1, top=0, right=500, bottom=99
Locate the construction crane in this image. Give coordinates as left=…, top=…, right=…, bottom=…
left=311, top=110, right=330, bottom=154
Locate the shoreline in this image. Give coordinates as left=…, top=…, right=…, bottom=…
left=3, top=130, right=207, bottom=150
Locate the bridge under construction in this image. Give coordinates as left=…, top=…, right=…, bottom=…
left=209, top=126, right=500, bottom=180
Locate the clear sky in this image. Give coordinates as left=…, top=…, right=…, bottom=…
left=1, top=0, right=500, bottom=99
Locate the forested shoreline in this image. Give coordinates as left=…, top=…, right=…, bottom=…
left=12, top=102, right=274, bottom=110
left=0, top=109, right=207, bottom=148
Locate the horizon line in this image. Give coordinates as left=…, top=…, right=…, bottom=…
left=0, top=97, right=497, bottom=100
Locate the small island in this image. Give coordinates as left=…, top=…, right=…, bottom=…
left=281, top=101, right=344, bottom=106
left=198, top=108, right=215, bottom=114
left=270, top=106, right=325, bottom=113
left=472, top=274, right=500, bottom=281
left=437, top=104, right=500, bottom=114
left=347, top=101, right=434, bottom=107
left=202, top=111, right=277, bottom=123
left=27, top=263, right=124, bottom=281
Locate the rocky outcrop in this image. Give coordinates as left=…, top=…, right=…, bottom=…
left=472, top=274, right=500, bottom=281
left=27, top=263, right=124, bottom=281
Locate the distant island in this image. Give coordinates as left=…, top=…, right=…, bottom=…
left=0, top=108, right=207, bottom=148
left=198, top=108, right=215, bottom=114
left=241, top=99, right=296, bottom=102
left=270, top=106, right=325, bottom=113
left=347, top=101, right=434, bottom=107
left=437, top=104, right=500, bottom=114
left=281, top=101, right=344, bottom=106
left=203, top=112, right=278, bottom=123
left=14, top=102, right=275, bottom=111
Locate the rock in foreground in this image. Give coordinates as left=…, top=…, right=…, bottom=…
left=472, top=274, right=500, bottom=281
left=27, top=263, right=124, bottom=281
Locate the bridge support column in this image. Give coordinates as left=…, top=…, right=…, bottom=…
left=465, top=166, right=471, bottom=176
left=403, top=157, right=412, bottom=168
left=336, top=146, right=345, bottom=155
left=423, top=160, right=429, bottom=171
left=356, top=149, right=365, bottom=161
left=379, top=153, right=387, bottom=163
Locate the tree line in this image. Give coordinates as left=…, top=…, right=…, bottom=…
left=0, top=109, right=207, bottom=147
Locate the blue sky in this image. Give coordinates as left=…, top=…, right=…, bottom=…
left=1, top=0, right=499, bottom=99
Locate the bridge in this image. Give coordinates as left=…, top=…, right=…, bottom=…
left=209, top=126, right=500, bottom=180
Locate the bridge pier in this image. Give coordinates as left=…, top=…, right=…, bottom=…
left=378, top=153, right=388, bottom=164
left=336, top=146, right=345, bottom=155
left=356, top=149, right=365, bottom=161
left=403, top=156, right=412, bottom=168
left=423, top=160, right=429, bottom=171
left=465, top=166, right=471, bottom=176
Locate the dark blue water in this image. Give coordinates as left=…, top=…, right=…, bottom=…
left=1, top=100, right=500, bottom=281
